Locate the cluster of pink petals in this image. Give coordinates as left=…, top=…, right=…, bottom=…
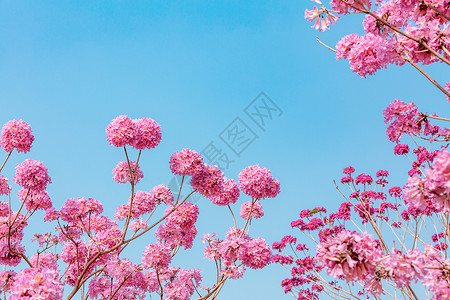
left=330, top=0, right=371, bottom=14
left=1, top=120, right=34, bottom=153
left=238, top=165, right=280, bottom=200
left=191, top=165, right=225, bottom=198
left=142, top=242, right=172, bottom=269
left=9, top=267, right=63, bottom=300
left=14, top=159, right=51, bottom=192
left=305, top=5, right=339, bottom=31
left=163, top=269, right=202, bottom=300
left=17, top=188, right=52, bottom=211
left=203, top=227, right=272, bottom=279
left=169, top=149, right=204, bottom=176
left=106, top=115, right=161, bottom=149
left=316, top=230, right=382, bottom=282
left=383, top=100, right=421, bottom=142
left=115, top=187, right=172, bottom=221
left=240, top=201, right=264, bottom=219
left=0, top=175, right=10, bottom=195
left=404, top=150, right=450, bottom=213
left=112, top=160, right=144, bottom=184
left=150, top=184, right=174, bottom=205
left=156, top=202, right=199, bottom=249
left=209, top=178, right=240, bottom=206
left=60, top=197, right=103, bottom=224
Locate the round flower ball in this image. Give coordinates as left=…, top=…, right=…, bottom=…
left=132, top=118, right=162, bottom=150
left=1, top=120, right=34, bottom=153
left=238, top=165, right=280, bottom=199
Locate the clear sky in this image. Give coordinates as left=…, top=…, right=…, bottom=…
left=0, top=1, right=448, bottom=299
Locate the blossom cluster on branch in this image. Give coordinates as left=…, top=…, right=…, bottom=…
left=0, top=115, right=280, bottom=299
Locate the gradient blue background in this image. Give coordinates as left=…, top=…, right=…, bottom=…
left=0, top=1, right=448, bottom=299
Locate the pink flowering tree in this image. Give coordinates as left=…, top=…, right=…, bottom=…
left=273, top=0, right=450, bottom=299
left=0, top=115, right=279, bottom=299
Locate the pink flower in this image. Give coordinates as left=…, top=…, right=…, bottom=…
left=191, top=164, right=225, bottom=198
left=60, top=197, right=103, bottom=224
left=383, top=100, right=421, bottom=142
left=112, top=160, right=143, bottom=184
left=130, top=219, right=148, bottom=231
left=17, top=188, right=52, bottom=211
left=343, top=166, right=355, bottom=174
left=169, top=149, right=204, bottom=176
left=14, top=159, right=51, bottom=191
left=132, top=117, right=162, bottom=150
left=1, top=120, right=34, bottom=153
left=9, top=267, right=63, bottom=300
left=240, top=201, right=264, bottom=219
left=106, top=115, right=139, bottom=147
left=0, top=175, right=10, bottom=195
left=316, top=230, right=382, bottom=282
left=209, top=178, right=240, bottom=206
left=142, top=242, right=172, bottom=269
left=242, top=238, right=272, bottom=269
left=394, top=144, right=410, bottom=155
left=238, top=165, right=280, bottom=199
left=150, top=184, right=174, bottom=205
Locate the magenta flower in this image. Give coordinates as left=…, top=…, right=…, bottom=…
left=14, top=159, right=51, bottom=191
left=0, top=119, right=34, bottom=153
left=242, top=238, right=272, bottom=269
left=209, top=178, right=240, bottom=206
left=9, top=267, right=63, bottom=300
left=238, top=165, right=280, bottom=200
left=112, top=160, right=143, bottom=184
left=169, top=148, right=204, bottom=176
left=316, top=230, right=382, bottom=282
left=240, top=201, right=264, bottom=219
left=142, top=242, right=172, bottom=269
left=191, top=164, right=225, bottom=198
left=150, top=184, right=174, bottom=205
left=0, top=175, right=10, bottom=195
left=132, top=117, right=162, bottom=150
left=106, top=115, right=139, bottom=147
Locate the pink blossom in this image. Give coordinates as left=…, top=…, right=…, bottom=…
left=14, top=159, right=51, bottom=191
left=9, top=267, right=63, bottom=300
left=191, top=164, right=225, bottom=198
left=1, top=120, right=34, bottom=153
left=240, top=201, right=264, bottom=219
left=169, top=149, right=204, bottom=176
left=343, top=166, right=355, bottom=174
left=131, top=117, right=161, bottom=150
left=142, top=242, right=172, bottom=269
left=17, top=188, right=52, bottom=211
left=394, top=144, right=410, bottom=155
left=0, top=175, right=10, bottom=195
left=112, top=160, right=143, bottom=184
left=242, top=238, right=272, bottom=269
left=60, top=197, right=103, bottom=224
left=209, top=178, right=240, bottom=206
left=150, top=184, right=174, bottom=205
left=106, top=115, right=139, bottom=147
left=238, top=165, right=280, bottom=199
left=316, top=230, right=382, bottom=282
left=130, top=219, right=148, bottom=231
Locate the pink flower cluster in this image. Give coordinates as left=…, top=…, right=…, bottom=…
left=106, top=115, right=161, bottom=149
left=403, top=149, right=450, bottom=213
left=238, top=165, right=280, bottom=200
left=0, top=120, right=34, bottom=153
left=316, top=230, right=383, bottom=282
left=203, top=227, right=272, bottom=279
left=0, top=117, right=281, bottom=299
left=112, top=160, right=144, bottom=184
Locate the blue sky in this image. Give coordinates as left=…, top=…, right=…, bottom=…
left=0, top=1, right=448, bottom=299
